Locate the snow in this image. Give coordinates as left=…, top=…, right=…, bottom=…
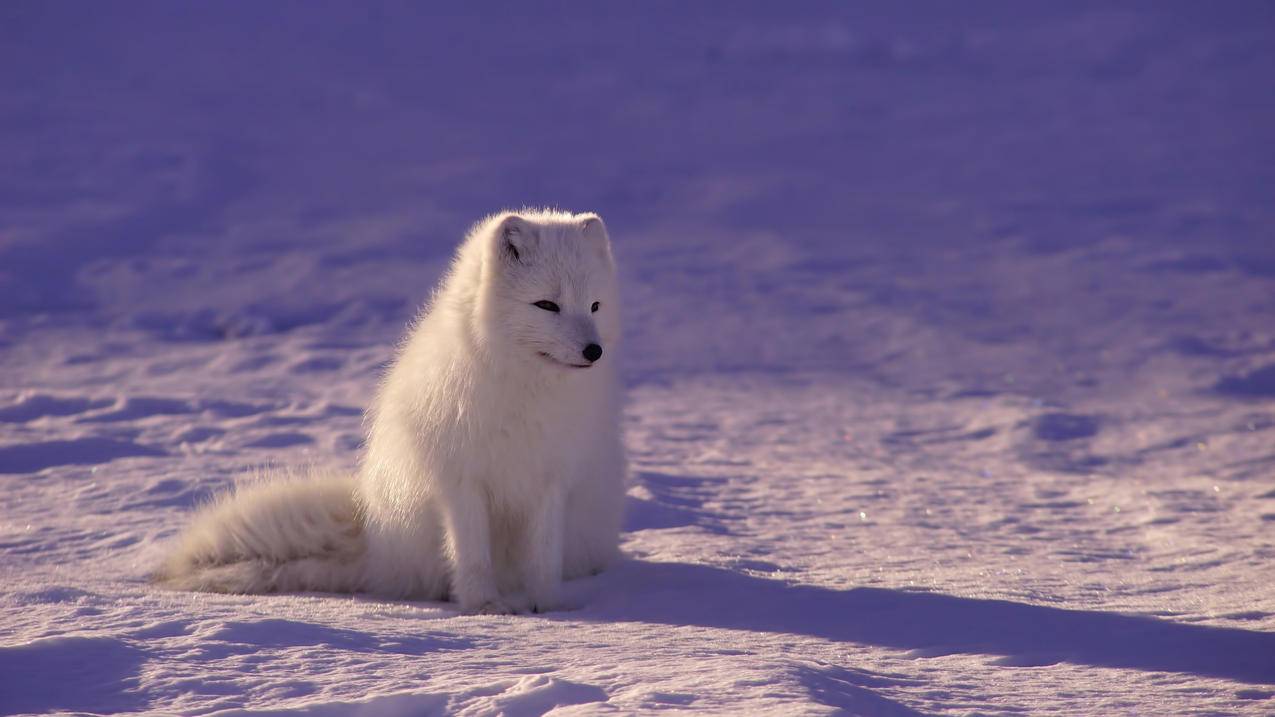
left=3, top=2, right=1275, bottom=714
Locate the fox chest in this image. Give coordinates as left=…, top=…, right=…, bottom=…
left=458, top=397, right=590, bottom=488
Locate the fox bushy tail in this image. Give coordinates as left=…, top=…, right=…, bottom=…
left=154, top=469, right=366, bottom=594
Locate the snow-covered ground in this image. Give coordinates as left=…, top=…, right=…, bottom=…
left=3, top=2, right=1274, bottom=714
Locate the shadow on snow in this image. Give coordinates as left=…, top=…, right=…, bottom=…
left=588, top=560, right=1275, bottom=686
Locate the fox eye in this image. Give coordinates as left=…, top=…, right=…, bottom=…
left=591, top=301, right=600, bottom=313
left=533, top=300, right=560, bottom=313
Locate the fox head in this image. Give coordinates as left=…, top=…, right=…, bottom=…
left=474, top=210, right=620, bottom=371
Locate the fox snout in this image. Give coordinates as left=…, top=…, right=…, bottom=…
left=583, top=343, right=603, bottom=363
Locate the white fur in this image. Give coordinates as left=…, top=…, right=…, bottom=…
left=156, top=210, right=627, bottom=613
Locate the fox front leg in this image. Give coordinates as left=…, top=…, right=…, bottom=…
left=521, top=486, right=566, bottom=613
left=441, top=482, right=514, bottom=614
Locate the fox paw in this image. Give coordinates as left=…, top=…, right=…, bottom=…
left=529, top=597, right=561, bottom=614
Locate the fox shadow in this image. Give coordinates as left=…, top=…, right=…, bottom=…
left=581, top=560, right=1275, bottom=686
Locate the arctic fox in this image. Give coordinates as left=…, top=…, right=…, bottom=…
left=156, top=209, right=627, bottom=614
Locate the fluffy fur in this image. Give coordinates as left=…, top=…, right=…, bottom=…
left=156, top=209, right=627, bottom=613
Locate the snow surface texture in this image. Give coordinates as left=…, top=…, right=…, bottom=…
left=2, top=2, right=1274, bottom=714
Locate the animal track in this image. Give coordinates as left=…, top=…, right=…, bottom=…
left=625, top=472, right=733, bottom=535
left=0, top=636, right=146, bottom=714
left=0, top=394, right=113, bottom=423
left=0, top=438, right=165, bottom=474
left=243, top=432, right=314, bottom=449
left=0, top=393, right=274, bottom=425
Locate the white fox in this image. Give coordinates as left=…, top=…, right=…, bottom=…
left=156, top=210, right=627, bottom=614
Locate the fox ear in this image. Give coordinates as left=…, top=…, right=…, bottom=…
left=496, top=214, right=536, bottom=264
left=579, top=214, right=608, bottom=244
left=579, top=213, right=614, bottom=267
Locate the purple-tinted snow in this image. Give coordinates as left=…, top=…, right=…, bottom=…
left=2, top=2, right=1274, bottom=715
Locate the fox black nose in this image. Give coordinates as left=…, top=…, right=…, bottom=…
left=582, top=344, right=603, bottom=362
